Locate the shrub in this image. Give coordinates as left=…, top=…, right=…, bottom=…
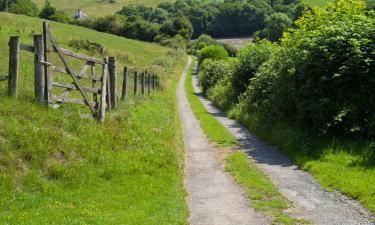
left=232, top=40, right=278, bottom=94
left=39, top=1, right=56, bottom=19
left=198, top=45, right=228, bottom=64
left=199, top=58, right=236, bottom=92
left=258, top=13, right=293, bottom=41
left=245, top=0, right=375, bottom=136
left=8, top=0, right=38, bottom=16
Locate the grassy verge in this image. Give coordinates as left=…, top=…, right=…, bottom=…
left=0, top=13, right=189, bottom=224
left=184, top=58, right=237, bottom=147
left=229, top=109, right=375, bottom=214
left=185, top=59, right=304, bottom=225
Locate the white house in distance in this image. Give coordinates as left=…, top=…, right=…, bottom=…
left=74, top=9, right=89, bottom=20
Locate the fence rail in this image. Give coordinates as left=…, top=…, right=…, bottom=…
left=0, top=22, right=159, bottom=122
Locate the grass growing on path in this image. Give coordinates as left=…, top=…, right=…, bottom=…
left=0, top=13, right=189, bottom=224
left=184, top=59, right=237, bottom=147
left=185, top=60, right=304, bottom=225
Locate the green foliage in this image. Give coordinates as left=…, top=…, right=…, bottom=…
left=39, top=0, right=55, bottom=19
left=7, top=0, right=38, bottom=16
left=198, top=45, right=228, bottom=65
left=199, top=58, right=235, bottom=93
left=258, top=12, right=293, bottom=41
left=232, top=40, right=278, bottom=94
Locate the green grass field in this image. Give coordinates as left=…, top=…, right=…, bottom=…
left=0, top=13, right=189, bottom=224
left=32, top=0, right=176, bottom=18
left=302, top=0, right=333, bottom=7
left=185, top=60, right=306, bottom=225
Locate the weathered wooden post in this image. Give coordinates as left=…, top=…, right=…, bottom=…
left=122, top=66, right=128, bottom=100
left=43, top=22, right=52, bottom=104
left=99, top=57, right=108, bottom=122
left=141, top=72, right=145, bottom=95
left=134, top=71, right=138, bottom=95
left=147, top=72, right=151, bottom=94
left=106, top=73, right=111, bottom=110
left=152, top=75, right=156, bottom=90
left=34, top=35, right=44, bottom=102
left=108, top=56, right=116, bottom=109
left=8, top=36, right=20, bottom=97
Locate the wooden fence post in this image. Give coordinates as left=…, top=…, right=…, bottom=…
left=122, top=66, right=127, bottom=100
left=8, top=36, right=20, bottom=97
left=152, top=75, right=156, bottom=90
left=147, top=73, right=151, bottom=94
left=108, top=56, right=116, bottom=109
left=34, top=35, right=44, bottom=102
left=99, top=57, right=108, bottom=122
left=43, top=22, right=52, bottom=104
left=134, top=71, right=138, bottom=95
left=141, top=72, right=145, bottom=95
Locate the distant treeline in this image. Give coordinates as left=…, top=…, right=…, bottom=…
left=78, top=0, right=306, bottom=44
left=0, top=0, right=307, bottom=47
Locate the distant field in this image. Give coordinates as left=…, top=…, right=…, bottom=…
left=32, top=0, right=176, bottom=17
left=302, top=0, right=333, bottom=6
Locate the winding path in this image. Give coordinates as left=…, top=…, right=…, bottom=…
left=188, top=59, right=374, bottom=225
left=178, top=56, right=269, bottom=225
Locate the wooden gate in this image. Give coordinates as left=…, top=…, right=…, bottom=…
left=42, top=22, right=108, bottom=121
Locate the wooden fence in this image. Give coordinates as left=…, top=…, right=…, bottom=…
left=0, top=22, right=159, bottom=122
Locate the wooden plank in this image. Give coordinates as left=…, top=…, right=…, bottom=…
left=52, top=81, right=100, bottom=93
left=34, top=35, right=44, bottom=102
left=20, top=43, right=34, bottom=53
left=141, top=72, right=145, bottom=95
left=92, top=64, right=98, bottom=109
left=43, top=22, right=53, bottom=104
left=122, top=66, right=128, bottom=100
left=8, top=36, right=20, bottom=97
left=53, top=63, right=91, bottom=109
left=51, top=65, right=101, bottom=81
left=108, top=56, right=116, bottom=109
left=147, top=73, right=151, bottom=94
left=52, top=95, right=97, bottom=108
left=46, top=26, right=96, bottom=115
left=134, top=71, right=138, bottom=95
left=52, top=48, right=105, bottom=65
left=99, top=58, right=108, bottom=122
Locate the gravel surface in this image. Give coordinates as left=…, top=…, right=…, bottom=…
left=190, top=61, right=375, bottom=225
left=178, top=57, right=270, bottom=225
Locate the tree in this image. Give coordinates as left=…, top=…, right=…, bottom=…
left=0, top=0, right=14, bottom=11
left=261, top=12, right=293, bottom=41
left=39, top=0, right=56, bottom=19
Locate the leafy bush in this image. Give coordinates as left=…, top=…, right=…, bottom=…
left=258, top=12, right=293, bottom=41
left=198, top=45, right=229, bottom=64
left=39, top=0, right=55, bottom=19
left=247, top=0, right=375, bottom=136
left=199, top=58, right=235, bottom=92
left=8, top=0, right=38, bottom=16
left=232, top=40, right=278, bottom=94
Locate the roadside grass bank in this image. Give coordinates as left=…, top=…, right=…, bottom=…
left=228, top=107, right=375, bottom=215
left=185, top=60, right=305, bottom=225
left=0, top=13, right=189, bottom=224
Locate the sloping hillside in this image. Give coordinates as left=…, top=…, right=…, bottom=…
left=32, top=0, right=176, bottom=17
left=0, top=13, right=188, bottom=224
